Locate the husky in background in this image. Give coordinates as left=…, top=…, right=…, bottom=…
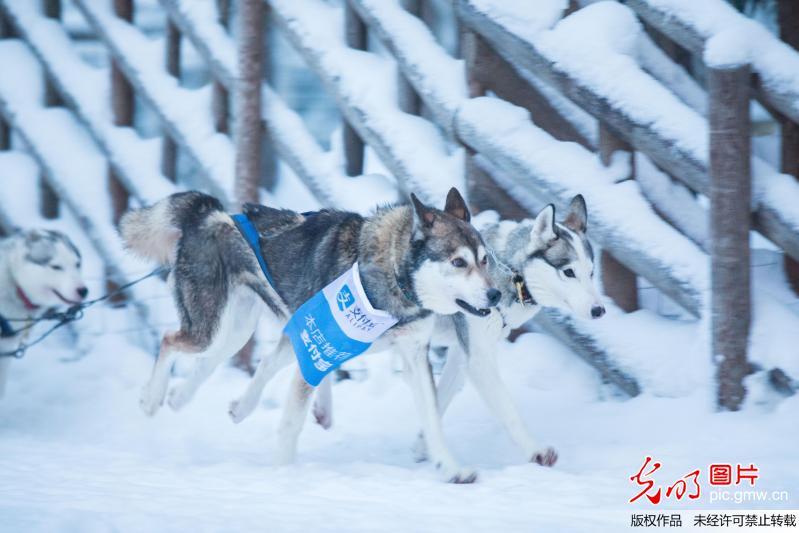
left=413, top=195, right=605, bottom=467
left=0, top=229, right=88, bottom=397
left=121, top=188, right=501, bottom=482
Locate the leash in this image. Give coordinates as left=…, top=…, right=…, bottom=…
left=0, top=266, right=168, bottom=359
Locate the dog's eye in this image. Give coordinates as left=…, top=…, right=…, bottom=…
left=451, top=257, right=467, bottom=268
left=480, top=255, right=488, bottom=265
left=563, top=268, right=575, bottom=278
left=51, top=265, right=63, bottom=271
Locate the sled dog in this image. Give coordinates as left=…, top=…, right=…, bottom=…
left=0, top=229, right=87, bottom=397
left=121, top=188, right=500, bottom=482
left=415, top=195, right=605, bottom=467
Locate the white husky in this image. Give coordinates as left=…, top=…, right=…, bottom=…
left=0, top=229, right=87, bottom=397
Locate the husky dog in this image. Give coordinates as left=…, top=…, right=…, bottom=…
left=412, top=195, right=605, bottom=466
left=120, top=188, right=500, bottom=482
left=0, top=229, right=88, bottom=397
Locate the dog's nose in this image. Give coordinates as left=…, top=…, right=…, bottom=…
left=487, top=288, right=502, bottom=307
left=591, top=305, right=605, bottom=319
left=77, top=287, right=88, bottom=299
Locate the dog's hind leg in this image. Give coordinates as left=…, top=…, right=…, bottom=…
left=466, top=344, right=557, bottom=467
left=275, top=368, right=314, bottom=465
left=140, top=331, right=202, bottom=416
left=0, top=358, right=10, bottom=398
left=167, top=287, right=264, bottom=412
left=228, top=336, right=292, bottom=423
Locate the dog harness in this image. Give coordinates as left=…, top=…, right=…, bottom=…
left=232, top=213, right=277, bottom=289
left=232, top=211, right=399, bottom=386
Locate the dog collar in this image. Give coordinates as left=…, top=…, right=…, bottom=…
left=511, top=273, right=536, bottom=306
left=15, top=286, right=39, bottom=312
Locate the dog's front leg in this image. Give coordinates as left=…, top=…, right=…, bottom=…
left=229, top=336, right=292, bottom=423
left=466, top=343, right=557, bottom=467
left=401, top=342, right=476, bottom=483
left=412, top=346, right=468, bottom=462
left=275, top=368, right=314, bottom=465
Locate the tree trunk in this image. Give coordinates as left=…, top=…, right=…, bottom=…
left=709, top=62, right=751, bottom=412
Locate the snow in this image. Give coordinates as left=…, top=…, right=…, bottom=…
left=642, top=0, right=799, bottom=120
left=2, top=0, right=176, bottom=205
left=704, top=29, right=751, bottom=68
left=1, top=307, right=797, bottom=531
left=469, top=0, right=567, bottom=42
left=73, top=0, right=236, bottom=205
left=271, top=0, right=464, bottom=206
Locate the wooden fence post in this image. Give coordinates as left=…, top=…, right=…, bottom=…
left=233, top=0, right=265, bottom=374
left=40, top=0, right=61, bottom=219
left=778, top=0, right=799, bottom=295
left=344, top=1, right=366, bottom=176
left=110, top=0, right=132, bottom=226
left=397, top=0, right=426, bottom=115
left=162, top=19, right=181, bottom=182
left=213, top=0, right=230, bottom=134
left=0, top=11, right=7, bottom=151
left=709, top=61, right=751, bottom=411
left=599, top=124, right=638, bottom=312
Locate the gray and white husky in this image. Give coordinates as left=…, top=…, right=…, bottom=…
left=120, top=188, right=500, bottom=482
left=415, top=195, right=605, bottom=466
left=0, top=229, right=87, bottom=397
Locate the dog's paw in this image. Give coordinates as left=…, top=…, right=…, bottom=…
left=312, top=404, right=332, bottom=430
left=167, top=385, right=191, bottom=411
left=228, top=397, right=255, bottom=424
left=411, top=433, right=428, bottom=463
left=531, top=447, right=558, bottom=467
left=139, top=385, right=163, bottom=417
left=445, top=467, right=478, bottom=484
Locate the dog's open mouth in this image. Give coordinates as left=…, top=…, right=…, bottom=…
left=53, top=289, right=79, bottom=305
left=455, top=299, right=491, bottom=317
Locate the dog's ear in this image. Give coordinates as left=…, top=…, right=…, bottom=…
left=444, top=187, right=470, bottom=223
left=410, top=193, right=436, bottom=230
left=533, top=204, right=557, bottom=243
left=563, top=194, right=587, bottom=233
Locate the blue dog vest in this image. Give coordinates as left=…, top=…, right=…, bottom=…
left=233, top=213, right=398, bottom=386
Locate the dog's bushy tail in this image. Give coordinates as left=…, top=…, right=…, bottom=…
left=120, top=191, right=223, bottom=265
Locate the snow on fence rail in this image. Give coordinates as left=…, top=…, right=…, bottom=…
left=268, top=0, right=463, bottom=206
left=158, top=0, right=397, bottom=211
left=455, top=0, right=799, bottom=264
left=0, top=0, right=176, bottom=206
left=620, top=0, right=799, bottom=125
left=72, top=0, right=235, bottom=205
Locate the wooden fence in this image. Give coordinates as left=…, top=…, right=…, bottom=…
left=0, top=0, right=797, bottom=408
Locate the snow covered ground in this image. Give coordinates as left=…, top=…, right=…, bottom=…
left=1, top=298, right=797, bottom=532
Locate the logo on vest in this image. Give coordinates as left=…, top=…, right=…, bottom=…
left=284, top=262, right=398, bottom=386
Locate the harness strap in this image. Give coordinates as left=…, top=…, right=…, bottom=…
left=0, top=314, right=15, bottom=338
left=232, top=213, right=276, bottom=289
